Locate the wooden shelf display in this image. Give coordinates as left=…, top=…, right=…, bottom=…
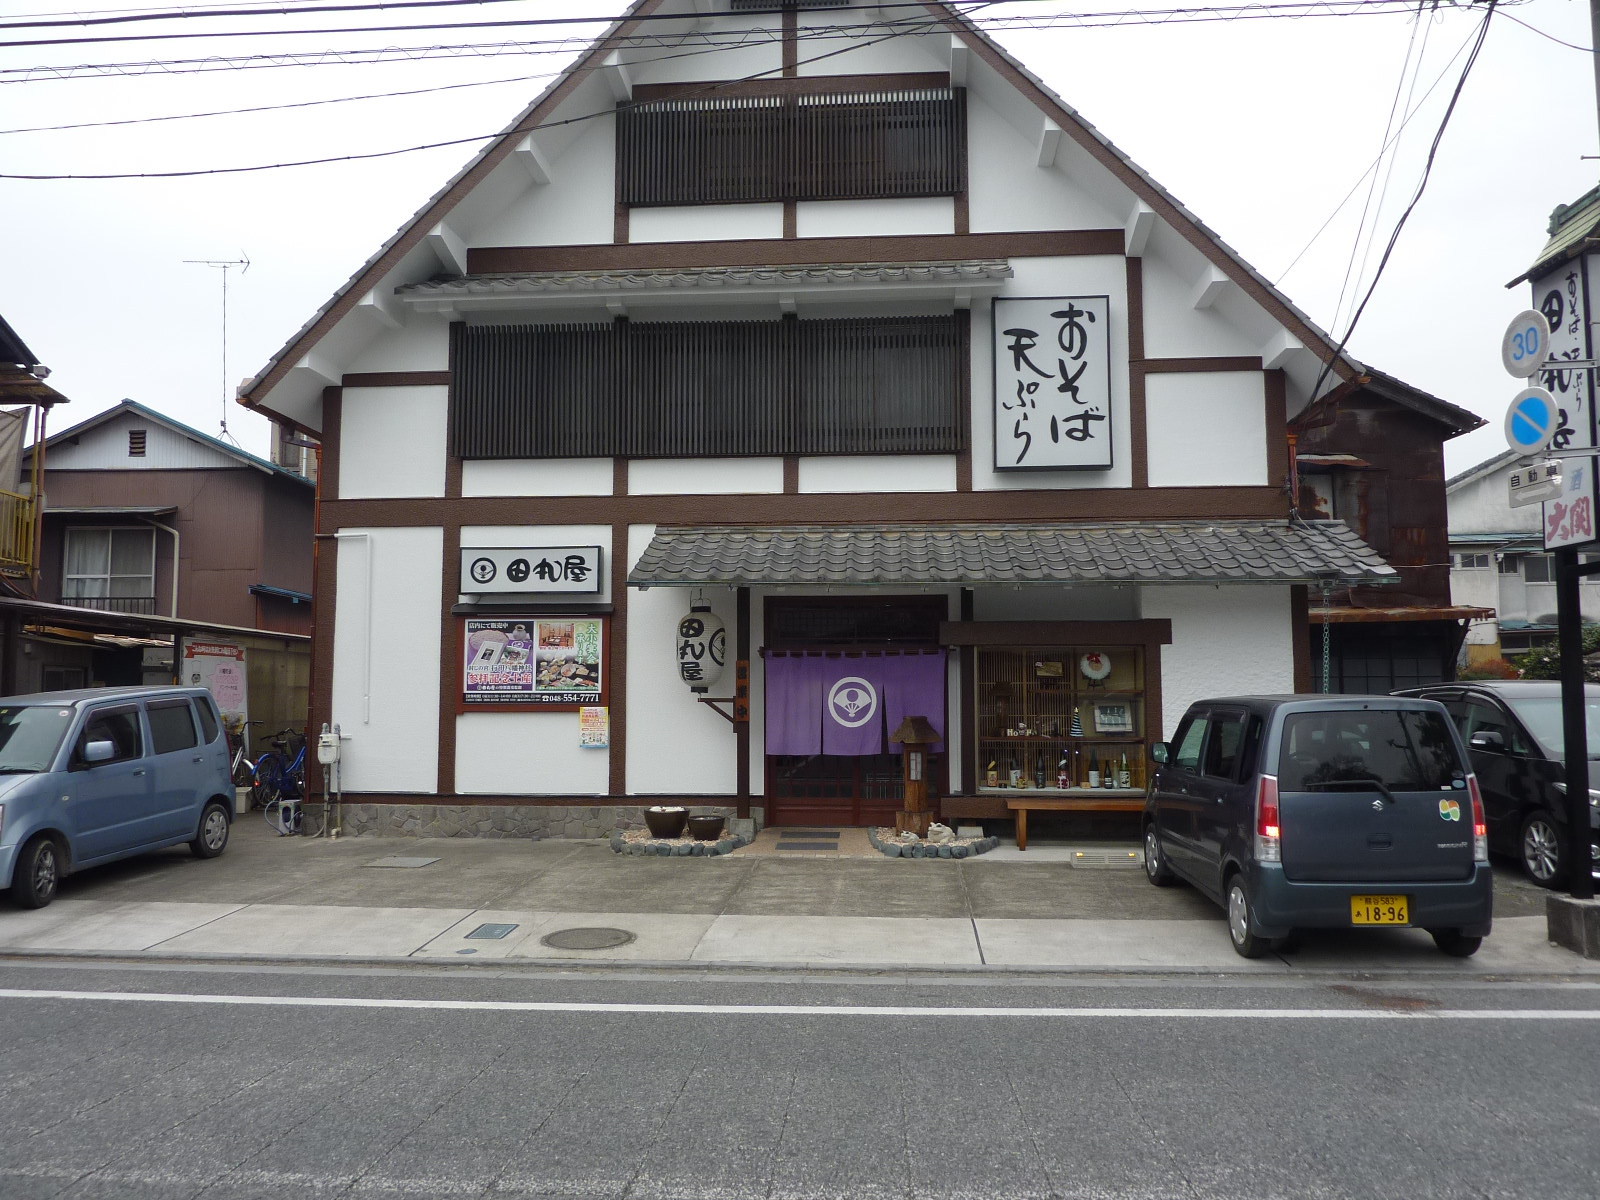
left=975, top=646, right=1147, bottom=793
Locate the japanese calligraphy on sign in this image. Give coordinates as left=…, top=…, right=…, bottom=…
left=1533, top=259, right=1599, bottom=548
left=460, top=546, right=603, bottom=595
left=993, top=295, right=1112, bottom=470
left=462, top=617, right=605, bottom=706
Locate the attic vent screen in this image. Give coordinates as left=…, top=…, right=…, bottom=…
left=128, top=429, right=147, bottom=457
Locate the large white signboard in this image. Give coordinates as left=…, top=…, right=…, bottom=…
left=1534, top=260, right=1597, bottom=548
left=993, top=295, right=1112, bottom=470
left=182, top=640, right=248, bottom=733
left=460, top=546, right=603, bottom=594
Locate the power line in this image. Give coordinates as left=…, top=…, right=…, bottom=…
left=0, top=1, right=1491, bottom=76
left=1305, top=0, right=1497, bottom=404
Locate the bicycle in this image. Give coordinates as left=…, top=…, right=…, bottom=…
left=256, top=728, right=309, bottom=834
left=226, top=720, right=266, bottom=801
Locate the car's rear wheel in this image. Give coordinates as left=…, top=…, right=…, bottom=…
left=1520, top=811, right=1566, bottom=888
left=190, top=801, right=230, bottom=859
left=1431, top=929, right=1483, bottom=958
left=1143, top=825, right=1174, bottom=887
left=11, top=836, right=61, bottom=909
left=1226, top=875, right=1269, bottom=959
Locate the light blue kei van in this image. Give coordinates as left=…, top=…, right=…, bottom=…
left=0, top=686, right=234, bottom=908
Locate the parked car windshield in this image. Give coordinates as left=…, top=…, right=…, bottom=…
left=0, top=705, right=74, bottom=772
left=1501, top=696, right=1600, bottom=760
left=1279, top=709, right=1463, bottom=792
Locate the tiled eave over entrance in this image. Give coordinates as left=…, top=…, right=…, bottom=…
left=395, top=259, right=1014, bottom=316
left=628, top=521, right=1399, bottom=590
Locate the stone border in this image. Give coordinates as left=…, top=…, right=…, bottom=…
left=336, top=803, right=739, bottom=840
left=611, top=830, right=754, bottom=857
left=867, top=827, right=1000, bottom=859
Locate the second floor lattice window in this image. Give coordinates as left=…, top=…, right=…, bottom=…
left=617, top=89, right=966, bottom=206
left=450, top=314, right=967, bottom=460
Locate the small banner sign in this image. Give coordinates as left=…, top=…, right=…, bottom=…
left=461, top=546, right=603, bottom=594
left=993, top=295, right=1112, bottom=471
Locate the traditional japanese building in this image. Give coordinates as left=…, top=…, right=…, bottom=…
left=239, top=0, right=1402, bottom=837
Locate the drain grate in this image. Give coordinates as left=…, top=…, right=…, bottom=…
left=364, top=856, right=441, bottom=869
left=1071, top=850, right=1144, bottom=869
left=540, top=926, right=636, bottom=951
left=465, top=923, right=519, bottom=940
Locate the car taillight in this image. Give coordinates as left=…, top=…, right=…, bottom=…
left=1255, top=774, right=1281, bottom=862
left=1467, top=775, right=1488, bottom=863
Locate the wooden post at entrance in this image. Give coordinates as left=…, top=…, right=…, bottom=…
left=891, top=715, right=940, bottom=838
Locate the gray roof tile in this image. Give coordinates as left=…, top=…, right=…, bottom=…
left=627, top=521, right=1397, bottom=588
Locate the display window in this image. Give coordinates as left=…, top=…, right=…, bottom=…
left=975, top=645, right=1146, bottom=794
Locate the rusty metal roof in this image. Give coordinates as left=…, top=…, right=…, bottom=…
left=629, top=520, right=1397, bottom=588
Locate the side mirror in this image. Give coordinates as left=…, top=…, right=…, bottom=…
left=1469, top=730, right=1506, bottom=752
left=1150, top=742, right=1170, bottom=764
left=82, top=739, right=117, bottom=764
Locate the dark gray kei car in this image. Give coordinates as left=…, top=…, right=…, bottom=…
left=1393, top=681, right=1600, bottom=889
left=1142, top=695, right=1493, bottom=958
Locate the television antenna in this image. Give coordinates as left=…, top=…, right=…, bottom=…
left=184, top=253, right=250, bottom=445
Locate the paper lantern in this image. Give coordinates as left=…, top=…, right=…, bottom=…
left=676, top=603, right=726, bottom=694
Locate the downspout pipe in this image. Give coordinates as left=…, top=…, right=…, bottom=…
left=140, top=516, right=180, bottom=617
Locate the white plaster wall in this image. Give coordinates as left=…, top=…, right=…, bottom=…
left=626, top=525, right=737, bottom=795
left=795, top=198, right=954, bottom=239
left=1142, top=586, right=1294, bottom=740
left=330, top=526, right=442, bottom=793
left=1448, top=470, right=1541, bottom=536
left=966, top=92, right=1124, bottom=233
left=469, top=118, right=617, bottom=247
left=1144, top=372, right=1268, bottom=488
left=341, top=316, right=449, bottom=375
left=629, top=18, right=782, bottom=83
left=461, top=458, right=614, bottom=497
left=455, top=711, right=609, bottom=796
left=459, top=524, right=612, bottom=604
left=1139, top=227, right=1264, bottom=360
left=970, top=256, right=1133, bottom=492
left=629, top=458, right=783, bottom=495
left=798, top=455, right=956, bottom=493
left=796, top=11, right=943, bottom=76
left=338, top=386, right=448, bottom=499
left=974, top=586, right=1139, bottom=622
left=629, top=204, right=784, bottom=244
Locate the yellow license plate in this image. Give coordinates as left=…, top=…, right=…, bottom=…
left=1350, top=895, right=1409, bottom=925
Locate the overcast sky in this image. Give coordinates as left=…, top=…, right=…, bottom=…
left=1, top=0, right=1594, bottom=476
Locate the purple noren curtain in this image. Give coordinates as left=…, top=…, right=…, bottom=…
left=766, top=652, right=946, bottom=758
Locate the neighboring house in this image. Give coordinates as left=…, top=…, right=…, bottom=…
left=1446, top=450, right=1600, bottom=661
left=0, top=312, right=65, bottom=580
left=5, top=400, right=314, bottom=732
left=239, top=0, right=1412, bottom=838
left=1292, top=368, right=1491, bottom=690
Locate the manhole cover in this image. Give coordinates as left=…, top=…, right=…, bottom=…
left=465, top=923, right=519, bottom=940
left=540, top=926, right=636, bottom=950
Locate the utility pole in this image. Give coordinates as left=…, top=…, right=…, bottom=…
left=184, top=254, right=249, bottom=448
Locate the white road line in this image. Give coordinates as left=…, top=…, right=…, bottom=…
left=0, top=987, right=1597, bottom=1019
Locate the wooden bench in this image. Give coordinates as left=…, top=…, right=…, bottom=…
left=1006, top=794, right=1145, bottom=850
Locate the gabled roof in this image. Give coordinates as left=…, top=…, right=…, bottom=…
left=1446, top=448, right=1521, bottom=492
left=1508, top=182, right=1600, bottom=287
left=238, top=0, right=1365, bottom=424
left=1348, top=366, right=1485, bottom=438
left=27, top=399, right=311, bottom=485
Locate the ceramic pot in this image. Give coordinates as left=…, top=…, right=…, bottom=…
left=687, top=814, right=726, bottom=842
left=644, top=806, right=688, bottom=839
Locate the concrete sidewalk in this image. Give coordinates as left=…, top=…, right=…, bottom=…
left=0, top=817, right=1588, bottom=976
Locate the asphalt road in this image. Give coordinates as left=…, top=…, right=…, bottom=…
left=1, top=958, right=1597, bottom=1200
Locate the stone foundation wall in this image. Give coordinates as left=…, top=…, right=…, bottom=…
left=333, top=803, right=739, bottom=840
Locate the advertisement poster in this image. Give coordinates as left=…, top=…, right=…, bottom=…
left=578, top=706, right=609, bottom=748
left=182, top=640, right=249, bottom=730
left=463, top=617, right=604, bottom=705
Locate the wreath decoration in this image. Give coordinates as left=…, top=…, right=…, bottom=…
left=1079, top=651, right=1112, bottom=681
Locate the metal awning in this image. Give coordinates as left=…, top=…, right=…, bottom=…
left=628, top=521, right=1398, bottom=589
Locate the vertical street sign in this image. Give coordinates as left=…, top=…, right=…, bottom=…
left=1532, top=261, right=1598, bottom=548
